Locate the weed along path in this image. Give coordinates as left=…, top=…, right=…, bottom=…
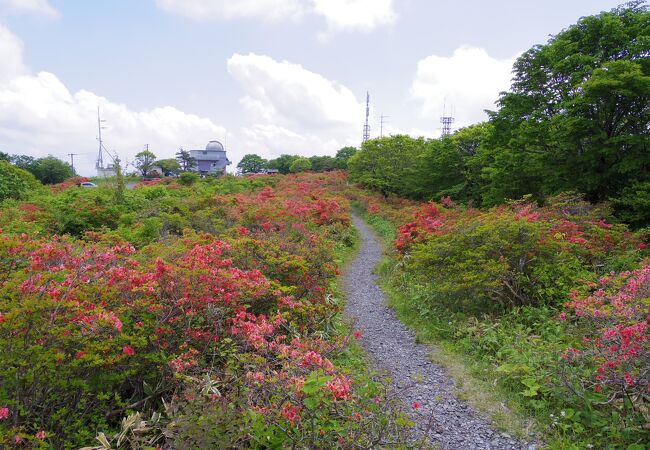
left=344, top=212, right=534, bottom=450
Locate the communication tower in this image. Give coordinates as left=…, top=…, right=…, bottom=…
left=440, top=102, right=455, bottom=136
left=362, top=91, right=370, bottom=143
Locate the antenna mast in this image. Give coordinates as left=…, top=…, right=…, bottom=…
left=380, top=113, right=389, bottom=138
left=96, top=106, right=107, bottom=170
left=440, top=101, right=455, bottom=136
left=362, top=91, right=370, bottom=143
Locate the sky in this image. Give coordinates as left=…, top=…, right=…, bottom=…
left=0, top=0, right=629, bottom=175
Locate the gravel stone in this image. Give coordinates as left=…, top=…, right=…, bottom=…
left=344, top=213, right=533, bottom=450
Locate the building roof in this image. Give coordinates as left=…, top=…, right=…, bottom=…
left=206, top=140, right=224, bottom=152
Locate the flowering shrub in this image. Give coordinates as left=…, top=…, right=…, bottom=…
left=0, top=172, right=409, bottom=448
left=353, top=187, right=649, bottom=446
left=564, top=267, right=649, bottom=400
left=393, top=195, right=645, bottom=312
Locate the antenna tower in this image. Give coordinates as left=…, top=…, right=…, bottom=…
left=362, top=91, right=370, bottom=143
left=96, top=107, right=107, bottom=170
left=380, top=113, right=389, bottom=138
left=440, top=101, right=454, bottom=136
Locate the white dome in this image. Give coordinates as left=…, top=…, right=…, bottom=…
left=206, top=140, right=224, bottom=151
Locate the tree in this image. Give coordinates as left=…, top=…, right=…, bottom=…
left=0, top=152, right=9, bottom=162
left=289, top=157, right=312, bottom=173
left=237, top=154, right=267, bottom=174
left=348, top=135, right=429, bottom=198
left=334, top=146, right=357, bottom=169
left=155, top=159, right=181, bottom=176
left=483, top=2, right=650, bottom=206
left=10, top=154, right=35, bottom=170
left=309, top=155, right=336, bottom=172
left=175, top=148, right=196, bottom=172
left=135, top=150, right=157, bottom=176
left=27, top=156, right=75, bottom=184
left=267, top=154, right=300, bottom=174
left=0, top=160, right=40, bottom=201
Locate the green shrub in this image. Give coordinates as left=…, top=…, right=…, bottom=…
left=611, top=181, right=650, bottom=229
left=178, top=172, right=199, bottom=186
left=0, top=161, right=40, bottom=202
left=408, top=210, right=588, bottom=313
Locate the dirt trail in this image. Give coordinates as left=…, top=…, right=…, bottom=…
left=344, top=212, right=534, bottom=450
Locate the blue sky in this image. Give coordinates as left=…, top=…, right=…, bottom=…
left=0, top=0, right=628, bottom=175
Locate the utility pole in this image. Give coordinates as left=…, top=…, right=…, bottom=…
left=67, top=153, right=78, bottom=174
left=380, top=113, right=389, bottom=138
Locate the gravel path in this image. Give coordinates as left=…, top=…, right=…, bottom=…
left=344, top=213, right=535, bottom=450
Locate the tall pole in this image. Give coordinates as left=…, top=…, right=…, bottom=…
left=380, top=113, right=389, bottom=138
left=97, top=107, right=106, bottom=170
left=362, top=91, right=370, bottom=143
left=67, top=153, right=77, bottom=174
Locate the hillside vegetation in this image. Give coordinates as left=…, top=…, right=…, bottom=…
left=0, top=174, right=410, bottom=448
left=349, top=2, right=650, bottom=227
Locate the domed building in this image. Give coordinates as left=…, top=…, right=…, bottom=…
left=189, top=140, right=231, bottom=175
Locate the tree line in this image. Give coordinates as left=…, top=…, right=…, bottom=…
left=236, top=147, right=357, bottom=174
left=348, top=2, right=650, bottom=227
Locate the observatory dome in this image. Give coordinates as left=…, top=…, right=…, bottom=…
left=206, top=140, right=224, bottom=152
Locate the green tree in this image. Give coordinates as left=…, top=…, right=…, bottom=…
left=0, top=160, right=41, bottom=201
left=309, top=155, right=336, bottom=172
left=10, top=154, right=35, bottom=170
left=135, top=150, right=157, bottom=176
left=419, top=137, right=466, bottom=200
left=450, top=123, right=492, bottom=204
left=175, top=148, right=196, bottom=172
left=267, top=154, right=300, bottom=174
left=0, top=152, right=9, bottom=162
left=348, top=135, right=429, bottom=198
left=483, top=2, right=650, bottom=207
left=155, top=159, right=181, bottom=176
left=289, top=157, right=312, bottom=173
left=26, top=156, right=75, bottom=184
left=237, top=154, right=267, bottom=174
left=334, top=146, right=357, bottom=169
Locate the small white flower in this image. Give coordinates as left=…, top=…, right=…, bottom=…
left=560, top=411, right=566, bottom=417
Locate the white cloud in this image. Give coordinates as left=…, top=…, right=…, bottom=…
left=155, top=0, right=396, bottom=35
left=228, top=52, right=363, bottom=130
left=313, top=0, right=395, bottom=37
left=0, top=25, right=226, bottom=175
left=0, top=0, right=60, bottom=18
left=411, top=46, right=517, bottom=129
left=0, top=25, right=28, bottom=82
left=154, top=0, right=305, bottom=22
left=226, top=52, right=363, bottom=160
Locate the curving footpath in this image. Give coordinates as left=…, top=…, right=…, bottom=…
left=344, top=213, right=536, bottom=450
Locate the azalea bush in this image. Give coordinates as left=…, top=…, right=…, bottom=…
left=0, top=172, right=408, bottom=448
left=399, top=195, right=645, bottom=313
left=561, top=266, right=649, bottom=440
left=352, top=188, right=649, bottom=447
